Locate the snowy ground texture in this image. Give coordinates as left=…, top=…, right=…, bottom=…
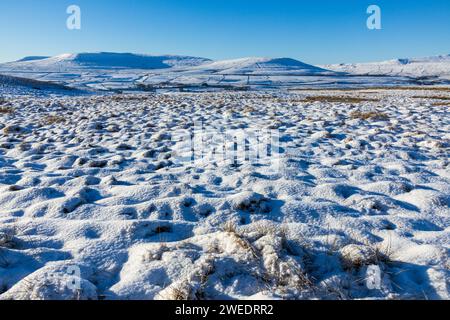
left=0, top=89, right=449, bottom=300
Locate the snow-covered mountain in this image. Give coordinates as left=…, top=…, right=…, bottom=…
left=1, top=52, right=449, bottom=91
left=322, top=54, right=450, bottom=79
left=1, top=54, right=332, bottom=75
left=0, top=53, right=339, bottom=90
left=192, top=57, right=334, bottom=75
left=2, top=52, right=212, bottom=71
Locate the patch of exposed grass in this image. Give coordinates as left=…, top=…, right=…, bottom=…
left=291, top=86, right=450, bottom=93
left=167, top=287, right=191, bottom=300
left=302, top=96, right=379, bottom=104
left=2, top=125, right=24, bottom=135
left=222, top=221, right=259, bottom=258
left=0, top=107, right=14, bottom=114
left=431, top=103, right=450, bottom=107
left=111, top=95, right=151, bottom=102
left=412, top=95, right=450, bottom=100
left=396, top=86, right=450, bottom=92
left=42, top=115, right=67, bottom=125
left=350, top=110, right=389, bottom=121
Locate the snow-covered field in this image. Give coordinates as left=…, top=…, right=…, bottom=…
left=0, top=87, right=449, bottom=300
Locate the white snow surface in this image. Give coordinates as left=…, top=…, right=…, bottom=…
left=0, top=89, right=449, bottom=300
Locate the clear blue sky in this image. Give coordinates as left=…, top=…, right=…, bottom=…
left=1, top=0, right=449, bottom=64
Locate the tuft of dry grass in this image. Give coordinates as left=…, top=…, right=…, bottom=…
left=168, top=288, right=190, bottom=300
left=0, top=107, right=14, bottom=114
left=302, top=96, right=379, bottom=104
left=350, top=110, right=389, bottom=121
left=0, top=230, right=16, bottom=249
left=163, top=282, right=193, bottom=300
left=2, top=125, right=24, bottom=135
left=340, top=239, right=394, bottom=271
left=222, top=221, right=259, bottom=258
left=431, top=103, right=450, bottom=107
left=222, top=220, right=238, bottom=233
left=42, top=115, right=67, bottom=125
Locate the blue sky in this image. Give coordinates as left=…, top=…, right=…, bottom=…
left=0, top=0, right=449, bottom=64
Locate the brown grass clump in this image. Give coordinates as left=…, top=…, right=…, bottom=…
left=42, top=115, right=67, bottom=124
left=0, top=107, right=14, bottom=114
left=291, top=86, right=450, bottom=93
left=222, top=221, right=259, bottom=258
left=222, top=220, right=238, bottom=233
left=398, top=87, right=450, bottom=92
left=302, top=96, right=378, bottom=104
left=350, top=111, right=389, bottom=121
left=111, top=95, right=151, bottom=102
left=412, top=95, right=450, bottom=100
left=3, top=125, right=24, bottom=135
left=167, top=287, right=191, bottom=300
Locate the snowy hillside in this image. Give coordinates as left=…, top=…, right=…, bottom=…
left=0, top=54, right=342, bottom=91
left=16, top=56, right=50, bottom=62
left=1, top=52, right=212, bottom=71
left=322, top=54, right=450, bottom=79
left=0, top=74, right=78, bottom=95
left=191, top=57, right=334, bottom=75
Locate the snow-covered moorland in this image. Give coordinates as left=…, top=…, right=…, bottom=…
left=0, top=88, right=449, bottom=300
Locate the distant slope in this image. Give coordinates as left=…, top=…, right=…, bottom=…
left=0, top=74, right=78, bottom=94
left=16, top=56, right=50, bottom=62
left=192, top=57, right=335, bottom=75
left=1, top=52, right=212, bottom=71
left=322, top=54, right=450, bottom=79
